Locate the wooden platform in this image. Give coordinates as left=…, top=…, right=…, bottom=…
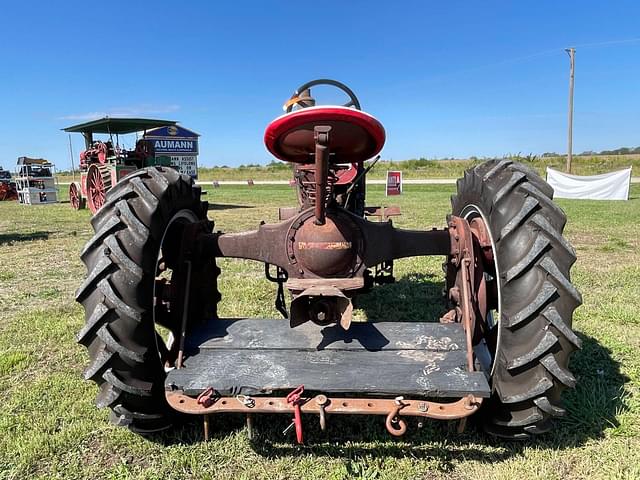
left=165, top=319, right=490, bottom=398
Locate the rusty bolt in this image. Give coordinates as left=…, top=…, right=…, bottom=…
left=315, top=395, right=329, bottom=406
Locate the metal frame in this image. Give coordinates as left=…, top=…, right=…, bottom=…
left=167, top=390, right=483, bottom=440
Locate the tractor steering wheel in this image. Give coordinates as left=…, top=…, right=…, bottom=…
left=285, top=79, right=361, bottom=113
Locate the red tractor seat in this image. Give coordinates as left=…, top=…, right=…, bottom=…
left=264, top=106, right=385, bottom=163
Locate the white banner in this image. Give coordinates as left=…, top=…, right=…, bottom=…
left=546, top=167, right=631, bottom=201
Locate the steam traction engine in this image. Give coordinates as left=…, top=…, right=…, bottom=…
left=76, top=80, right=581, bottom=441
left=63, top=118, right=177, bottom=213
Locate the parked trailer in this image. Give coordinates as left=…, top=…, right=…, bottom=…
left=14, top=157, right=58, bottom=205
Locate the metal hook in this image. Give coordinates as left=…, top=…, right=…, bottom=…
left=385, top=407, right=408, bottom=436
left=315, top=394, right=329, bottom=431
left=235, top=394, right=255, bottom=408
left=385, top=396, right=407, bottom=437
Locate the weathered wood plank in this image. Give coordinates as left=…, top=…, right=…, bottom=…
left=186, top=319, right=465, bottom=352
left=166, top=348, right=490, bottom=398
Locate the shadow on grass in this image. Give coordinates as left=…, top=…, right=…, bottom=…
left=147, top=275, right=627, bottom=464
left=0, top=231, right=50, bottom=245
left=354, top=272, right=447, bottom=322
left=207, top=203, right=252, bottom=211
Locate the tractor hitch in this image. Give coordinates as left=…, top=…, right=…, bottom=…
left=166, top=389, right=483, bottom=442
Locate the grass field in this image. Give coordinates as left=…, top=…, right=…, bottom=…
left=56, top=154, right=639, bottom=183
left=0, top=182, right=639, bottom=479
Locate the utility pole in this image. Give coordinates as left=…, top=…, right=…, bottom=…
left=68, top=134, right=76, bottom=182
left=565, top=47, right=575, bottom=173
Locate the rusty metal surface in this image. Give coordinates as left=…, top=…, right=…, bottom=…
left=166, top=390, right=482, bottom=420
left=364, top=206, right=401, bottom=220
left=285, top=277, right=364, bottom=291
left=278, top=206, right=299, bottom=221
left=290, top=285, right=353, bottom=329
left=444, top=214, right=499, bottom=350
left=198, top=209, right=451, bottom=281
left=444, top=216, right=478, bottom=371
left=360, top=223, right=451, bottom=267
left=313, top=126, right=331, bottom=225
left=459, top=258, right=475, bottom=371
left=294, top=215, right=357, bottom=276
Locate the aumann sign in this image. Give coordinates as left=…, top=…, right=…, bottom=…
left=153, top=138, right=198, bottom=154
left=144, top=125, right=200, bottom=178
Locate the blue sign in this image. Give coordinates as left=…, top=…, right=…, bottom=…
left=145, top=125, right=200, bottom=138
left=151, top=138, right=198, bottom=154
left=145, top=125, right=200, bottom=154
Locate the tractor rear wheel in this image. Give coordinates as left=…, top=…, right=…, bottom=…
left=69, top=181, right=85, bottom=210
left=87, top=164, right=112, bottom=214
left=451, top=159, right=582, bottom=439
left=76, top=166, right=211, bottom=433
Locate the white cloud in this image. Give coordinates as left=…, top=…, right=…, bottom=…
left=59, top=104, right=181, bottom=121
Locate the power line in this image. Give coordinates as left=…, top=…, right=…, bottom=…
left=462, top=37, right=640, bottom=74
left=572, top=37, right=640, bottom=49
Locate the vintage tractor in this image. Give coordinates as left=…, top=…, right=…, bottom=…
left=0, top=167, right=17, bottom=201
left=63, top=118, right=177, bottom=213
left=76, top=80, right=581, bottom=441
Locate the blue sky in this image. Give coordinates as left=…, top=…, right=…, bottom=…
left=1, top=1, right=639, bottom=171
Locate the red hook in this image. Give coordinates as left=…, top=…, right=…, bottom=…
left=286, top=385, right=305, bottom=444
left=196, top=387, right=217, bottom=408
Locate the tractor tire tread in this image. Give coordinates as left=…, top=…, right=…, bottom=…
left=505, top=330, right=558, bottom=370
left=77, top=166, right=208, bottom=433
left=499, top=196, right=539, bottom=240
left=451, top=159, right=581, bottom=439
left=505, top=281, right=557, bottom=329
left=83, top=343, right=115, bottom=381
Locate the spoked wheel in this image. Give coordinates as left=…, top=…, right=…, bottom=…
left=69, top=181, right=85, bottom=210
left=86, top=164, right=112, bottom=214
left=451, top=159, right=582, bottom=439
left=76, top=167, right=215, bottom=433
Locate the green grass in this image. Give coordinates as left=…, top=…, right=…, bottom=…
left=0, top=183, right=639, bottom=479
left=56, top=154, right=639, bottom=183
